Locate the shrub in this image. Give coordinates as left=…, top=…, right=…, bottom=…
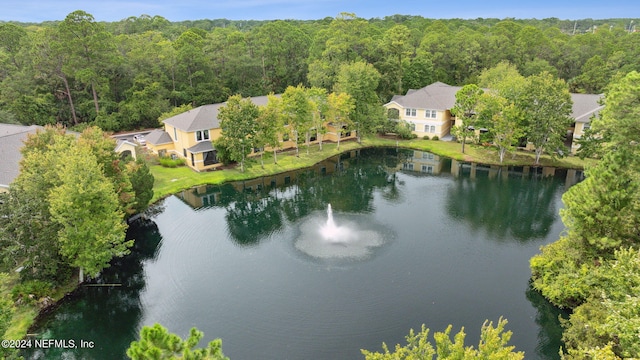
left=158, top=157, right=185, bottom=168
left=431, top=135, right=439, bottom=141
left=395, top=121, right=416, bottom=140
left=11, top=280, right=53, bottom=304
left=423, top=135, right=430, bottom=140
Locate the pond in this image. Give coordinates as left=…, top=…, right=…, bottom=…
left=25, top=147, right=581, bottom=360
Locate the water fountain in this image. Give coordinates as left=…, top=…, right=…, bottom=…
left=294, top=204, right=387, bottom=261
left=319, top=204, right=356, bottom=243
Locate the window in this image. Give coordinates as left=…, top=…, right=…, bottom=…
left=583, top=123, right=591, bottom=130
left=409, top=122, right=416, bottom=131
left=430, top=125, right=436, bottom=133
left=196, top=130, right=210, bottom=142
left=429, top=110, right=437, bottom=118
left=403, top=163, right=414, bottom=170
left=424, top=124, right=430, bottom=132
left=173, top=127, right=178, bottom=141
left=204, top=150, right=218, bottom=166
left=405, top=108, right=417, bottom=117
left=421, top=165, right=433, bottom=173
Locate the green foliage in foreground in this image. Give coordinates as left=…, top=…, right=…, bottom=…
left=362, top=317, right=523, bottom=359
left=530, top=72, right=640, bottom=359
left=0, top=126, right=153, bottom=282
left=127, top=323, right=228, bottom=360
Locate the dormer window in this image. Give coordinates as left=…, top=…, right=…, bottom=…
left=196, top=130, right=210, bottom=142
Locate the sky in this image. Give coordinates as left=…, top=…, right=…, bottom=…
left=1, top=0, right=639, bottom=23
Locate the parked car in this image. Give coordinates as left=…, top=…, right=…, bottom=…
left=133, top=134, right=146, bottom=146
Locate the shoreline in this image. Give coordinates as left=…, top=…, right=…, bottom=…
left=10, top=136, right=595, bottom=344
left=149, top=135, right=596, bottom=204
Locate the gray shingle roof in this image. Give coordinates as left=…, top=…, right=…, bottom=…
left=387, top=82, right=604, bottom=123
left=386, top=82, right=462, bottom=110
left=187, top=141, right=215, bottom=154
left=162, top=94, right=281, bottom=132
left=163, top=104, right=224, bottom=132
left=571, top=93, right=604, bottom=123
left=145, top=128, right=173, bottom=145
left=0, top=124, right=43, bottom=188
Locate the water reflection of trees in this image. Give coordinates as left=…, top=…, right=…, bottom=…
left=24, top=218, right=162, bottom=360
left=446, top=168, right=563, bottom=242
left=196, top=148, right=407, bottom=246
left=525, top=285, right=569, bottom=359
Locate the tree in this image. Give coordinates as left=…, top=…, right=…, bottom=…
left=281, top=85, right=312, bottom=156
left=590, top=71, right=640, bottom=152
left=76, top=126, right=136, bottom=216
left=451, top=84, right=484, bottom=153
left=251, top=21, right=310, bottom=94
left=59, top=10, right=117, bottom=118
left=519, top=72, right=573, bottom=164
left=334, top=61, right=385, bottom=140
left=361, top=317, right=524, bottom=359
left=30, top=27, right=79, bottom=125
left=306, top=87, right=328, bottom=151
left=326, top=92, right=355, bottom=150
left=0, top=127, right=72, bottom=281
left=0, top=126, right=146, bottom=282
left=307, top=13, right=376, bottom=91
left=218, top=94, right=259, bottom=172
left=478, top=92, right=523, bottom=163
left=569, top=55, right=608, bottom=94
left=530, top=71, right=640, bottom=358
left=256, top=94, right=284, bottom=164
left=48, top=142, right=131, bottom=282
left=127, top=158, right=155, bottom=213
left=0, top=273, right=15, bottom=358
left=127, top=323, right=228, bottom=360
left=478, top=61, right=523, bottom=91
left=0, top=23, right=27, bottom=74
left=380, top=25, right=412, bottom=94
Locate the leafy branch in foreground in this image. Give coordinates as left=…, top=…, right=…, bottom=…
left=127, top=323, right=228, bottom=360
left=362, top=317, right=523, bottom=359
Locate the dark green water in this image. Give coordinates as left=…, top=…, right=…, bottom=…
left=24, top=148, right=578, bottom=359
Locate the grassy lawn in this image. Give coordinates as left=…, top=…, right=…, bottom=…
left=151, top=140, right=363, bottom=202
left=1, top=271, right=78, bottom=340
left=150, top=136, right=596, bottom=202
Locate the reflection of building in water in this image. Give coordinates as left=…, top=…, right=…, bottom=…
left=450, top=159, right=584, bottom=185
left=176, top=150, right=359, bottom=209
left=398, top=150, right=445, bottom=175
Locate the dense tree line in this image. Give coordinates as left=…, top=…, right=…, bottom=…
left=450, top=62, right=574, bottom=164
left=0, top=12, right=638, bottom=132
left=530, top=72, right=640, bottom=359
left=0, top=126, right=154, bottom=283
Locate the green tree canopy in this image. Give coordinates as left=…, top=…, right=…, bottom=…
left=218, top=94, right=260, bottom=172
left=334, top=61, right=385, bottom=139
left=451, top=84, right=484, bottom=153
left=127, top=323, right=228, bottom=360
left=362, top=317, right=524, bottom=360
left=518, top=72, right=573, bottom=164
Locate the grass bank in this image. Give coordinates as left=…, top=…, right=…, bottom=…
left=150, top=136, right=596, bottom=202
left=1, top=271, right=78, bottom=341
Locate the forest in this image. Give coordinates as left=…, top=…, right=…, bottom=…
left=0, top=11, right=639, bottom=132
left=1, top=10, right=640, bottom=360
